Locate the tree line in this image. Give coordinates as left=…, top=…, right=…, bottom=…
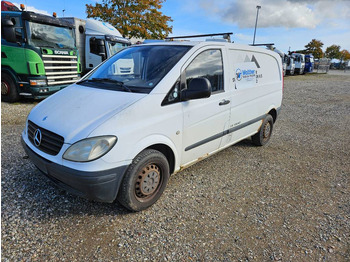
left=296, top=39, right=350, bottom=61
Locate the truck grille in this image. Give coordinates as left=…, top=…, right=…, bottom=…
left=42, top=54, right=79, bottom=86
left=27, top=120, right=64, bottom=156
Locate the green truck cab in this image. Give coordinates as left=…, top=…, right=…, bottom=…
left=1, top=10, right=81, bottom=102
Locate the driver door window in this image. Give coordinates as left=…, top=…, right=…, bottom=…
left=185, top=49, right=224, bottom=93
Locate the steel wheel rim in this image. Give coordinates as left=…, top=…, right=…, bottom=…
left=135, top=163, right=162, bottom=201
left=263, top=122, right=271, bottom=140
left=1, top=81, right=9, bottom=95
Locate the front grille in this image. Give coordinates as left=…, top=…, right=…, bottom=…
left=42, top=54, right=80, bottom=86
left=27, top=120, right=64, bottom=156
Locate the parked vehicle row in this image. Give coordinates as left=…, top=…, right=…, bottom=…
left=282, top=52, right=314, bottom=76
left=1, top=2, right=130, bottom=102
left=257, top=44, right=315, bottom=77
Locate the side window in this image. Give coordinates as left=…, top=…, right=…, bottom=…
left=185, top=49, right=224, bottom=93
left=11, top=17, right=22, bottom=42
left=1, top=17, right=23, bottom=42
left=161, top=78, right=181, bottom=106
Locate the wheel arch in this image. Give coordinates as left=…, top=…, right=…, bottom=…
left=2, top=66, right=19, bottom=84
left=126, top=135, right=179, bottom=175
left=268, top=108, right=277, bottom=123
left=146, top=144, right=176, bottom=175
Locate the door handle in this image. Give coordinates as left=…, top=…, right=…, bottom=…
left=219, top=99, right=230, bottom=106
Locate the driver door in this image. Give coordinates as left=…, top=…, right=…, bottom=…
left=181, top=47, right=231, bottom=166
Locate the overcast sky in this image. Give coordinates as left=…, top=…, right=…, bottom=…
left=13, top=0, right=350, bottom=53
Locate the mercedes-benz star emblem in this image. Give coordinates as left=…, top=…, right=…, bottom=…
left=33, top=129, right=42, bottom=147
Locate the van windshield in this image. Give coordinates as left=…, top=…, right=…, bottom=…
left=78, top=45, right=192, bottom=93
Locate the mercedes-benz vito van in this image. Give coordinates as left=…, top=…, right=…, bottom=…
left=22, top=41, right=283, bottom=211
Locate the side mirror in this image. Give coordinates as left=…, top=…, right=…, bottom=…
left=1, top=18, right=16, bottom=43
left=182, top=77, right=211, bottom=101
left=90, top=37, right=106, bottom=60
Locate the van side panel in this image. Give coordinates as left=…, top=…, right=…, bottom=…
left=223, top=48, right=282, bottom=146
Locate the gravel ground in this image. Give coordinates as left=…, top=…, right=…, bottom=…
left=2, top=71, right=350, bottom=261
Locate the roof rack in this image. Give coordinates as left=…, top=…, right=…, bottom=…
left=165, top=32, right=233, bottom=42
left=250, top=43, right=275, bottom=47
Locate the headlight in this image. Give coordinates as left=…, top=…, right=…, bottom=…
left=63, top=136, right=117, bottom=162
left=30, top=79, right=47, bottom=86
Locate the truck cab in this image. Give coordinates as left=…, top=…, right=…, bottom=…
left=305, top=54, right=314, bottom=73
left=291, top=53, right=305, bottom=74
left=1, top=9, right=80, bottom=102
left=60, top=18, right=130, bottom=75
left=286, top=55, right=295, bottom=75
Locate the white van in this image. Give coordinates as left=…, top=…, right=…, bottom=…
left=21, top=41, right=283, bottom=211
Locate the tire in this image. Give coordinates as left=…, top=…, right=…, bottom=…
left=117, top=149, right=170, bottom=211
left=251, top=114, right=274, bottom=146
left=1, top=72, right=19, bottom=102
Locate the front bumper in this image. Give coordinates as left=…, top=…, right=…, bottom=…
left=19, top=83, right=68, bottom=99
left=21, top=138, right=128, bottom=203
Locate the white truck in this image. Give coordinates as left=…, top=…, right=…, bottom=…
left=286, top=55, right=295, bottom=75
left=273, top=48, right=287, bottom=76
left=22, top=39, right=283, bottom=211
left=60, top=18, right=130, bottom=75
left=292, top=53, right=305, bottom=74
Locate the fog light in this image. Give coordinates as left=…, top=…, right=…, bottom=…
left=39, top=88, right=49, bottom=93
left=30, top=80, right=47, bottom=86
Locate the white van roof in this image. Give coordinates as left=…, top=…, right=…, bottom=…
left=140, top=41, right=278, bottom=55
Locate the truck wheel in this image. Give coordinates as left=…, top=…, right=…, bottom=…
left=251, top=114, right=274, bottom=146
left=1, top=72, right=19, bottom=102
left=118, top=149, right=170, bottom=211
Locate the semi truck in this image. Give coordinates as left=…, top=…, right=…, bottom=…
left=273, top=49, right=287, bottom=76
left=59, top=18, right=131, bottom=75
left=291, top=53, right=305, bottom=74
left=305, top=54, right=314, bottom=73
left=286, top=55, right=295, bottom=75
left=1, top=3, right=80, bottom=102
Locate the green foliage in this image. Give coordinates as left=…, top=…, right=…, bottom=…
left=304, top=39, right=324, bottom=58
left=325, top=45, right=341, bottom=59
left=86, top=0, right=173, bottom=39
left=340, top=49, right=350, bottom=61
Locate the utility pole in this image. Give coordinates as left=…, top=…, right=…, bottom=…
left=253, top=5, right=261, bottom=45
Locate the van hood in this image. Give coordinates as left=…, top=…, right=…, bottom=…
left=28, top=84, right=145, bottom=143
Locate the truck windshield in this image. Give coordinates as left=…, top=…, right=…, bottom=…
left=79, top=45, right=191, bottom=93
left=26, top=21, right=75, bottom=49
left=108, top=41, right=130, bottom=56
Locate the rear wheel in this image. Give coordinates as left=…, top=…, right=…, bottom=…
left=117, top=149, right=170, bottom=211
left=1, top=72, right=19, bottom=102
left=251, top=114, right=274, bottom=146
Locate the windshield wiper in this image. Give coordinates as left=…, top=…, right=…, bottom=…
left=88, top=78, right=132, bottom=92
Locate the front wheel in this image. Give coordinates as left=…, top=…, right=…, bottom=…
left=117, top=149, right=170, bottom=211
left=251, top=114, right=274, bottom=146
left=1, top=72, right=19, bottom=102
